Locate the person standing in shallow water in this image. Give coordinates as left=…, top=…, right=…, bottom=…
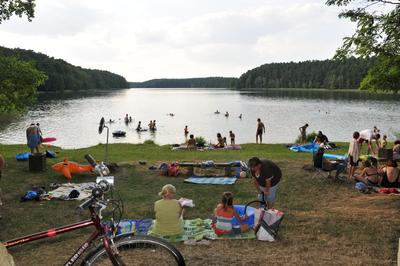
left=256, top=118, right=265, bottom=144
left=299, top=123, right=309, bottom=143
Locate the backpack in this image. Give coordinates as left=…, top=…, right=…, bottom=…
left=168, top=163, right=180, bottom=177
left=254, top=208, right=284, bottom=241
left=159, top=163, right=169, bottom=176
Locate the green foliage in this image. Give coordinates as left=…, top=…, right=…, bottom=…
left=129, top=77, right=238, bottom=88
left=0, top=56, right=47, bottom=113
left=0, top=46, right=128, bottom=92
left=194, top=136, right=206, bottom=147
left=295, top=131, right=318, bottom=144
left=360, top=56, right=400, bottom=93
left=0, top=0, right=35, bottom=23
left=237, top=58, right=376, bottom=89
left=326, top=0, right=400, bottom=59
left=143, top=139, right=156, bottom=145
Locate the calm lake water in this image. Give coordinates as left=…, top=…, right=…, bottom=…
left=0, top=88, right=399, bottom=149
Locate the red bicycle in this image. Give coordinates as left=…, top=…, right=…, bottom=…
left=4, top=180, right=185, bottom=265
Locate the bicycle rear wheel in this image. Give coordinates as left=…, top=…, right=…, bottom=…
left=82, top=235, right=185, bottom=266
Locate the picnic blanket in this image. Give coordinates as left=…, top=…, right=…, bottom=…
left=149, top=219, right=255, bottom=242
left=48, top=182, right=96, bottom=200
left=184, top=177, right=238, bottom=185
left=113, top=219, right=153, bottom=235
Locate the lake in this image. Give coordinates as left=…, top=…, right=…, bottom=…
left=0, top=88, right=399, bottom=149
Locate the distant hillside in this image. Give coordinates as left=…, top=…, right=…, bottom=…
left=129, top=77, right=237, bottom=88
left=237, top=58, right=377, bottom=90
left=0, top=46, right=128, bottom=91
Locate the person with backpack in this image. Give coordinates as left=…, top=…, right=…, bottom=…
left=248, top=157, right=282, bottom=209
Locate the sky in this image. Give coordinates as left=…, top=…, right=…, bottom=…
left=0, top=0, right=356, bottom=81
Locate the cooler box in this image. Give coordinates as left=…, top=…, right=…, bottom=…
left=29, top=153, right=46, bottom=171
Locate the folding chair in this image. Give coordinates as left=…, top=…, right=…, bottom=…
left=312, top=150, right=331, bottom=179
left=312, top=167, right=331, bottom=179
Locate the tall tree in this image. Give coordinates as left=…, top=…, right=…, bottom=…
left=0, top=0, right=35, bottom=23
left=0, top=56, right=47, bottom=113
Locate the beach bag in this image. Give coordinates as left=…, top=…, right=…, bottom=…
left=168, top=163, right=180, bottom=177
left=254, top=208, right=284, bottom=242
left=159, top=163, right=168, bottom=176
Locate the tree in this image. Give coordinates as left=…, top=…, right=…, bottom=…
left=0, top=56, right=47, bottom=113
left=0, top=0, right=36, bottom=23
left=326, top=0, right=400, bottom=92
left=360, top=56, right=400, bottom=92
left=326, top=0, right=400, bottom=58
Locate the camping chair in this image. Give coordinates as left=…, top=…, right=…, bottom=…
left=312, top=151, right=331, bottom=179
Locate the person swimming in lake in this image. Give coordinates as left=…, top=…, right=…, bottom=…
left=124, top=114, right=129, bottom=123
left=225, top=111, right=229, bottom=117
left=212, top=192, right=249, bottom=236
left=184, top=126, right=189, bottom=135
left=215, top=110, right=220, bottom=114
left=238, top=114, right=242, bottom=119
left=152, top=120, right=157, bottom=130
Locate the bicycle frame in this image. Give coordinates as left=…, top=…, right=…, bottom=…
left=3, top=207, right=117, bottom=265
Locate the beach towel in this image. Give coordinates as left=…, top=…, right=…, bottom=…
left=113, top=219, right=153, bottom=235
left=184, top=177, right=237, bottom=185
left=149, top=219, right=255, bottom=242
left=48, top=182, right=96, bottom=200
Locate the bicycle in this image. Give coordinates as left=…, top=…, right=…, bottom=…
left=3, top=177, right=186, bottom=265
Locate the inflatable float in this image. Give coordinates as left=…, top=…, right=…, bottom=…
left=42, top=137, right=57, bottom=143
left=289, top=143, right=320, bottom=153
left=16, top=150, right=56, bottom=161
left=231, top=205, right=255, bottom=227
left=52, top=159, right=93, bottom=181
left=112, top=130, right=126, bottom=137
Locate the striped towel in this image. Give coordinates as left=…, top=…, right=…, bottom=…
left=184, top=177, right=237, bottom=185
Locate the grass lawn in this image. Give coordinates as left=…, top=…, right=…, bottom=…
left=0, top=143, right=399, bottom=265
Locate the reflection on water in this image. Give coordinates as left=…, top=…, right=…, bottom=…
left=0, top=88, right=399, bottom=149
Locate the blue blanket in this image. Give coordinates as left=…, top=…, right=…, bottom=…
left=184, top=177, right=238, bottom=185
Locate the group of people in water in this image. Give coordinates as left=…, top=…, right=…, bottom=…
left=214, top=110, right=242, bottom=119
left=152, top=157, right=282, bottom=237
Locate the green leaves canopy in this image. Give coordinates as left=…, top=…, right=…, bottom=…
left=0, top=0, right=35, bottom=23
left=0, top=56, right=47, bottom=113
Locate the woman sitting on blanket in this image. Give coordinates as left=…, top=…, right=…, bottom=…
left=187, top=134, right=196, bottom=149
left=214, top=133, right=225, bottom=148
left=354, top=160, right=380, bottom=187
left=152, top=184, right=184, bottom=236
left=212, top=192, right=249, bottom=236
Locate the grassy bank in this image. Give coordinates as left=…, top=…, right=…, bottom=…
left=0, top=143, right=399, bottom=265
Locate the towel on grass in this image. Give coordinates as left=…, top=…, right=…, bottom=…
left=48, top=182, right=96, bottom=200
left=184, top=177, right=237, bottom=185
left=149, top=219, right=255, bottom=242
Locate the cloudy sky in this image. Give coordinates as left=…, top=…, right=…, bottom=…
left=0, top=0, right=355, bottom=81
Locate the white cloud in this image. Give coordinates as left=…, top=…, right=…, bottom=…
left=0, top=0, right=356, bottom=81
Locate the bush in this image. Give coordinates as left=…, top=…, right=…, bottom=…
left=143, top=139, right=156, bottom=145
left=295, top=131, right=317, bottom=144
left=195, top=136, right=206, bottom=147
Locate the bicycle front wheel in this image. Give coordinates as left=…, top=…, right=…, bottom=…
left=82, top=235, right=185, bottom=266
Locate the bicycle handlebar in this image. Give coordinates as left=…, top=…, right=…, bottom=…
left=77, top=187, right=104, bottom=211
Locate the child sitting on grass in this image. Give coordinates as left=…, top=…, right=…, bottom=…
left=212, top=192, right=249, bottom=236
left=152, top=184, right=184, bottom=237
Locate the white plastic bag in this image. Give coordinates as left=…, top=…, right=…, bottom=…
left=254, top=208, right=284, bottom=241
